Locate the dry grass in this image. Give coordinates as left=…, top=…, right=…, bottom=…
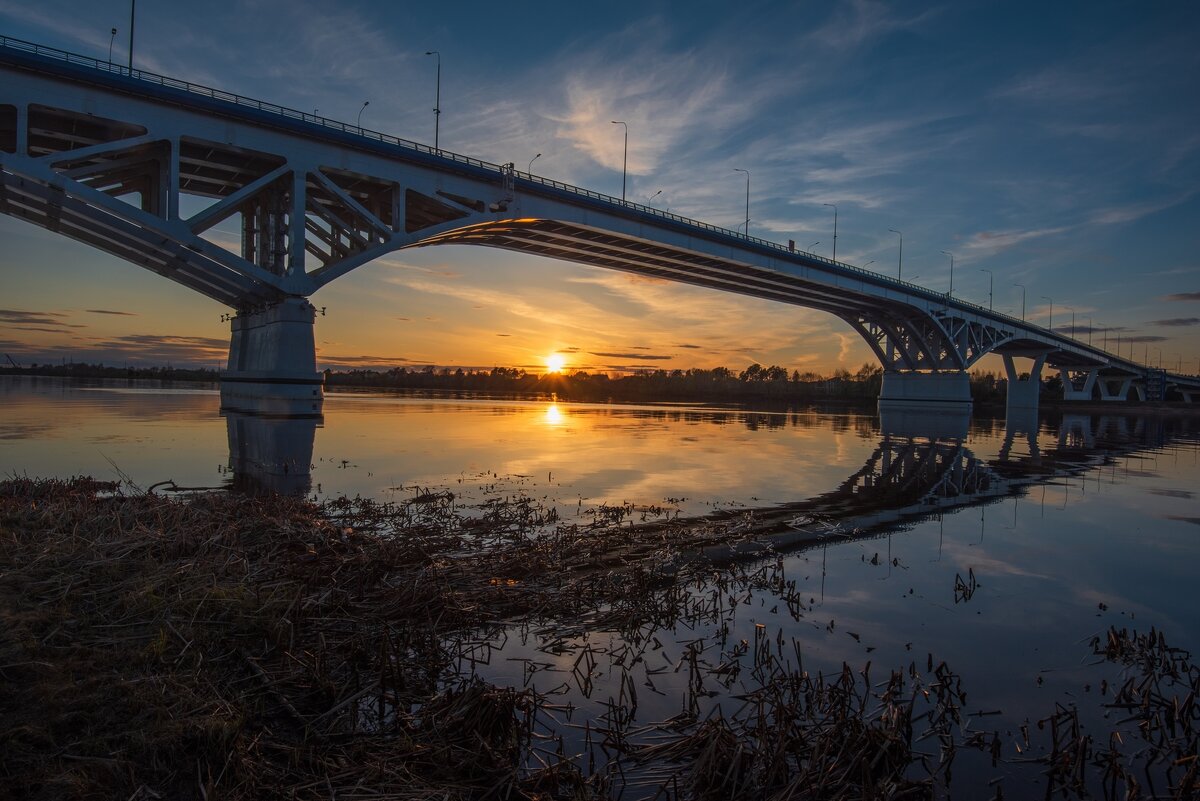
left=1, top=477, right=1197, bottom=800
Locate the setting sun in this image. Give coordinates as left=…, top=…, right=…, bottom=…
left=546, top=353, right=566, bottom=373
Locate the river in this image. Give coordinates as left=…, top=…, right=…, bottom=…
left=3, top=375, right=1199, bottom=797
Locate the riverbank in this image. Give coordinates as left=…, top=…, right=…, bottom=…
left=2, top=478, right=1197, bottom=799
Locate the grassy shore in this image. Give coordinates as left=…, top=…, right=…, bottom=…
left=1, top=478, right=1196, bottom=800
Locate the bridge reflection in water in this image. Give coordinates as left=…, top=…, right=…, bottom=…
left=223, top=400, right=1186, bottom=551
left=222, top=397, right=320, bottom=496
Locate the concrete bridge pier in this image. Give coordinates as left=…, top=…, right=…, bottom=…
left=877, top=371, right=972, bottom=410
left=1060, top=367, right=1099, bottom=401
left=1003, top=352, right=1047, bottom=412
left=221, top=297, right=324, bottom=415
left=1098, top=376, right=1133, bottom=401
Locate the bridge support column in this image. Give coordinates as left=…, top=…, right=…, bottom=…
left=221, top=297, right=323, bottom=415
left=1098, top=377, right=1132, bottom=401
left=878, top=371, right=972, bottom=411
left=1060, top=367, right=1098, bottom=401
left=1003, top=352, right=1046, bottom=412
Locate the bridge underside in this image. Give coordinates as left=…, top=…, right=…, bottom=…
left=4, top=51, right=1196, bottom=416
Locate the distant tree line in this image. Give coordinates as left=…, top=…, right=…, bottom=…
left=0, top=361, right=1049, bottom=406
left=325, top=363, right=1028, bottom=405
left=0, top=362, right=220, bottom=382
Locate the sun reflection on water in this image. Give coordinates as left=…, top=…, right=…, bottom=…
left=543, top=402, right=565, bottom=426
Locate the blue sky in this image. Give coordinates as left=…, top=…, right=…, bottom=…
left=2, top=0, right=1198, bottom=374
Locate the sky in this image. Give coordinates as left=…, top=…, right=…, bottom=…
left=2, top=0, right=1199, bottom=376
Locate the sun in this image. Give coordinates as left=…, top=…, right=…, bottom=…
left=546, top=353, right=566, bottom=374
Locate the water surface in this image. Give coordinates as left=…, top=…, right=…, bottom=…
left=4, top=375, right=1199, bottom=796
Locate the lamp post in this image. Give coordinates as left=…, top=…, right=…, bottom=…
left=734, top=168, right=750, bottom=235
left=1086, top=316, right=1092, bottom=346
left=1041, top=296, right=1053, bottom=332
left=940, top=250, right=955, bottom=297
left=864, top=260, right=875, bottom=269
left=809, top=241, right=820, bottom=251
left=527, top=153, right=541, bottom=173
left=1013, top=283, right=1026, bottom=321
left=889, top=228, right=903, bottom=280
left=127, top=0, right=135, bottom=71
left=647, top=189, right=662, bottom=206
left=424, top=51, right=441, bottom=151
left=1100, top=323, right=1107, bottom=352
left=1063, top=305, right=1074, bottom=339
left=108, top=27, right=117, bottom=63
left=823, top=203, right=838, bottom=262
left=610, top=121, right=628, bottom=201
left=357, top=101, right=369, bottom=127
left=979, top=268, right=993, bottom=311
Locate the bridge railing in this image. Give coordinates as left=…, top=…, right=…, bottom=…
left=0, top=35, right=1153, bottom=374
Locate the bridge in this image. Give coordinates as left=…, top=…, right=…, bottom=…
left=2, top=36, right=1197, bottom=414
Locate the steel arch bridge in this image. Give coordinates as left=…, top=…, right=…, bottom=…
left=2, top=36, right=1197, bottom=412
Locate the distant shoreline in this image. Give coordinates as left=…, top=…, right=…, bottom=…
left=5, top=367, right=1198, bottom=414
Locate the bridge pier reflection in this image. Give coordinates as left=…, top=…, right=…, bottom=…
left=878, top=403, right=970, bottom=440
left=222, top=395, right=320, bottom=496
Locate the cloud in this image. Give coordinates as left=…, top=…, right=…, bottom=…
left=85, top=309, right=137, bottom=316
left=8, top=326, right=83, bottom=335
left=1123, top=335, right=1168, bottom=344
left=589, top=351, right=673, bottom=360
left=1088, top=195, right=1193, bottom=226
left=550, top=33, right=741, bottom=177
left=0, top=309, right=67, bottom=325
left=963, top=226, right=1070, bottom=255
left=1147, top=317, right=1200, bottom=327
left=806, top=0, right=941, bottom=52
left=1163, top=292, right=1200, bottom=302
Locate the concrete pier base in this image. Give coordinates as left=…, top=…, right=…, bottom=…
left=1098, top=377, right=1133, bottom=401
left=221, top=298, right=323, bottom=415
left=1060, top=367, right=1098, bottom=401
left=1002, top=353, right=1047, bottom=411
left=877, top=371, right=972, bottom=411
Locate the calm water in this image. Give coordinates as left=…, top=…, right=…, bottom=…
left=4, top=375, right=1200, bottom=796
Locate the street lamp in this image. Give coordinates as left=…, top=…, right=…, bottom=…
left=979, top=269, right=993, bottom=311
left=128, top=0, right=135, bottom=71
left=647, top=189, right=662, bottom=206
left=1041, top=296, right=1053, bottom=332
left=425, top=51, right=441, bottom=151
left=823, top=203, right=838, bottom=262
left=864, top=260, right=875, bottom=269
left=734, top=168, right=750, bottom=235
left=889, top=228, right=903, bottom=280
left=527, top=153, right=541, bottom=173
left=1099, top=323, right=1107, bottom=352
left=357, top=100, right=369, bottom=128
left=1063, top=305, right=1074, bottom=339
left=809, top=241, right=820, bottom=251
left=1086, top=316, right=1092, bottom=346
left=108, top=27, right=117, bottom=64
left=610, top=121, right=628, bottom=201
left=940, top=250, right=955, bottom=297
